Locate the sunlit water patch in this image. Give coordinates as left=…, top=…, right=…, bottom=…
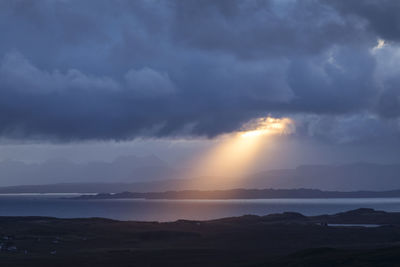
left=0, top=195, right=400, bottom=222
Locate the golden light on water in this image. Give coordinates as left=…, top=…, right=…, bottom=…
left=186, top=117, right=294, bottom=189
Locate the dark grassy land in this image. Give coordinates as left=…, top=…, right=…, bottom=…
left=1, top=209, right=400, bottom=266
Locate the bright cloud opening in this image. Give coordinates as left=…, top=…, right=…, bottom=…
left=240, top=117, right=294, bottom=138
left=372, top=38, right=386, bottom=52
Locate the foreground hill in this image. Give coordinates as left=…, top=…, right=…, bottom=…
left=1, top=208, right=400, bottom=266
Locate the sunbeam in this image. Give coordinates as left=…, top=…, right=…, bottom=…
left=185, top=117, right=295, bottom=189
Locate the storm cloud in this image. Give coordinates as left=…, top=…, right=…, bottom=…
left=0, top=0, right=400, bottom=142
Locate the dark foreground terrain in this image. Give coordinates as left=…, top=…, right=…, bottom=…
left=2, top=208, right=400, bottom=266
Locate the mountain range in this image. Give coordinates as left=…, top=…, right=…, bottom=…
left=0, top=159, right=399, bottom=193
left=0, top=155, right=180, bottom=186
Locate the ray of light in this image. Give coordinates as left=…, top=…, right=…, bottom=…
left=184, top=117, right=294, bottom=190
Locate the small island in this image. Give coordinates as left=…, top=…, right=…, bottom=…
left=75, top=188, right=400, bottom=200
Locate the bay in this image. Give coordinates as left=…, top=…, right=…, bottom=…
left=0, top=194, right=400, bottom=222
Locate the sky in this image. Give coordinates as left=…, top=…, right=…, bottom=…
left=1, top=0, right=400, bottom=183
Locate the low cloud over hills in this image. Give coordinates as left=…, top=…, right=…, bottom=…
left=0, top=155, right=180, bottom=186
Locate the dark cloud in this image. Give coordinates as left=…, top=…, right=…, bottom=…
left=294, top=114, right=400, bottom=145
left=171, top=0, right=371, bottom=58
left=325, top=0, right=400, bottom=42
left=0, top=0, right=399, bottom=142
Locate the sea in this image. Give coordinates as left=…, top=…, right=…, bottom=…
left=1, top=194, right=400, bottom=222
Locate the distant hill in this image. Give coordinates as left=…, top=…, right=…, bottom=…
left=246, top=162, right=400, bottom=191
left=76, top=188, right=400, bottom=200
left=0, top=162, right=399, bottom=192
left=0, top=155, right=182, bottom=186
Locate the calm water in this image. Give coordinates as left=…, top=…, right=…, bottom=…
left=1, top=194, right=400, bottom=222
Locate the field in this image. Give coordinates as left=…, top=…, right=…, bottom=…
left=1, top=209, right=400, bottom=266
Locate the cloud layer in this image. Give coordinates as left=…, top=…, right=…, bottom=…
left=0, top=0, right=400, bottom=142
